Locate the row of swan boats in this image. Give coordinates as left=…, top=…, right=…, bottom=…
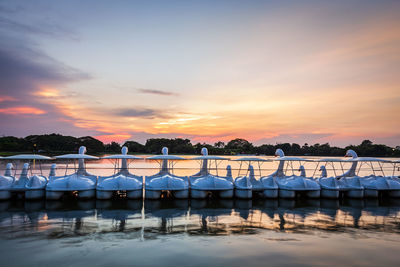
left=0, top=146, right=399, bottom=200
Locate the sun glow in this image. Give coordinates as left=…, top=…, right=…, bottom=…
left=35, top=87, right=60, bottom=98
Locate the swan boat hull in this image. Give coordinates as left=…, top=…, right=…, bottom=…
left=338, top=177, right=364, bottom=198
left=96, top=174, right=143, bottom=199
left=0, top=175, right=14, bottom=200
left=360, top=176, right=400, bottom=198
left=145, top=174, right=189, bottom=199
left=46, top=173, right=97, bottom=200
left=276, top=176, right=321, bottom=199
left=316, top=177, right=340, bottom=199
left=234, top=177, right=252, bottom=199
left=5, top=175, right=48, bottom=200
left=190, top=175, right=234, bottom=199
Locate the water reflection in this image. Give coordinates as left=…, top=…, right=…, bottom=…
left=0, top=198, right=400, bottom=241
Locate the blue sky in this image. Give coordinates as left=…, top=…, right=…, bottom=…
left=1, top=0, right=399, bottom=146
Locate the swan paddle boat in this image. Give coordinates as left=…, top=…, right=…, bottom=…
left=96, top=146, right=143, bottom=199
left=312, top=158, right=348, bottom=199
left=315, top=165, right=340, bottom=198
left=2, top=154, right=51, bottom=199
left=334, top=150, right=365, bottom=198
left=344, top=153, right=400, bottom=198
left=190, top=147, right=233, bottom=198
left=46, top=146, right=99, bottom=200
left=145, top=147, right=189, bottom=199
left=0, top=163, right=15, bottom=200
left=273, top=149, right=320, bottom=198
left=233, top=157, right=278, bottom=198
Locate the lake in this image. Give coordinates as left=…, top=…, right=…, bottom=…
left=0, top=198, right=400, bottom=266
left=0, top=155, right=399, bottom=266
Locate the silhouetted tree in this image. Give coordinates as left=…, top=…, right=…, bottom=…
left=123, top=141, right=146, bottom=153
left=105, top=142, right=121, bottom=153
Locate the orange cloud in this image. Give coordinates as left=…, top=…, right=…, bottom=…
left=0, top=96, right=17, bottom=102
left=0, top=106, right=46, bottom=115
left=34, top=87, right=60, bottom=98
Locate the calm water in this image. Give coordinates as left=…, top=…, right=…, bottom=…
left=1, top=198, right=400, bottom=266
left=1, top=156, right=400, bottom=266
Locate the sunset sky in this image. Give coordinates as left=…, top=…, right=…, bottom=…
left=0, top=0, right=399, bottom=146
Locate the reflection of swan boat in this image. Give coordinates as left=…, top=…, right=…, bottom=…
left=96, top=146, right=143, bottom=199
left=233, top=157, right=278, bottom=198
left=145, top=147, right=188, bottom=199
left=273, top=149, right=320, bottom=198
left=144, top=199, right=189, bottom=219
left=46, top=146, right=98, bottom=200
left=96, top=200, right=142, bottom=222
left=190, top=148, right=233, bottom=199
left=0, top=155, right=51, bottom=199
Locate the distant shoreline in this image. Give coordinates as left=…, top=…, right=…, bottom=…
left=1, top=134, right=399, bottom=157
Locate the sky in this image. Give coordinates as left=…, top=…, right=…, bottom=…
left=0, top=0, right=399, bottom=147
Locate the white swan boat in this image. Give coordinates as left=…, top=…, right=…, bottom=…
left=0, top=163, right=15, bottom=200
left=190, top=147, right=233, bottom=198
left=313, top=158, right=352, bottom=198
left=334, top=150, right=365, bottom=198
left=1, top=154, right=51, bottom=199
left=274, top=149, right=320, bottom=198
left=97, top=146, right=143, bottom=199
left=46, top=146, right=99, bottom=199
left=145, top=147, right=189, bottom=199
left=233, top=157, right=278, bottom=198
left=315, top=164, right=340, bottom=198
left=344, top=154, right=400, bottom=198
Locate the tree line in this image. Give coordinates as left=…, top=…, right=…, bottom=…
left=0, top=134, right=399, bottom=157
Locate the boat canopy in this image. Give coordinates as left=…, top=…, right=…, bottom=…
left=274, top=156, right=313, bottom=162
left=55, top=154, right=99, bottom=159
left=233, top=157, right=272, bottom=162
left=192, top=155, right=229, bottom=160
left=102, top=154, right=142, bottom=160
left=102, top=155, right=142, bottom=159
left=146, top=155, right=185, bottom=160
left=146, top=147, right=185, bottom=161
left=347, top=157, right=391, bottom=162
left=102, top=146, right=142, bottom=160
left=315, top=158, right=349, bottom=162
left=55, top=146, right=98, bottom=160
left=6, top=154, right=52, bottom=160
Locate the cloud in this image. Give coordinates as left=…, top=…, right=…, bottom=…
left=0, top=106, right=46, bottom=115
left=137, top=88, right=179, bottom=96
left=0, top=6, right=79, bottom=41
left=0, top=24, right=96, bottom=137
left=115, top=108, right=169, bottom=119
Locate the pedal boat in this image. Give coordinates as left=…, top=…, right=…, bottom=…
left=190, top=147, right=233, bottom=199
left=4, top=154, right=51, bottom=199
left=96, top=146, right=143, bottom=199
left=233, top=157, right=277, bottom=198
left=145, top=147, right=188, bottom=199
left=314, top=165, right=340, bottom=199
left=345, top=153, right=400, bottom=198
left=0, top=163, right=15, bottom=200
left=273, top=149, right=320, bottom=198
left=46, top=146, right=99, bottom=200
